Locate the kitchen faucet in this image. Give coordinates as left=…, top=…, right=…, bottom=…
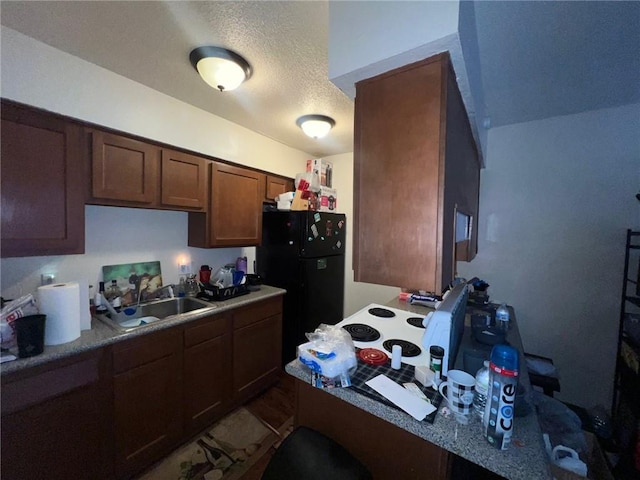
left=153, top=284, right=175, bottom=300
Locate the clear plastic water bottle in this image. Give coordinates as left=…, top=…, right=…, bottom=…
left=472, top=360, right=490, bottom=419
left=483, top=345, right=519, bottom=450
left=495, top=303, right=510, bottom=330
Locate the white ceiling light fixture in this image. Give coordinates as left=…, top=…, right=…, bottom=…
left=296, top=114, right=336, bottom=139
left=189, top=46, right=252, bottom=92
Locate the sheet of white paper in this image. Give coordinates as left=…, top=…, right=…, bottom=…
left=365, top=374, right=437, bottom=421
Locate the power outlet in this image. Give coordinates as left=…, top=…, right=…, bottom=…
left=41, top=274, right=55, bottom=286
left=179, top=263, right=192, bottom=275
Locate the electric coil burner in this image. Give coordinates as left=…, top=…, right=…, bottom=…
left=407, top=317, right=426, bottom=328
left=368, top=307, right=395, bottom=318
left=335, top=303, right=431, bottom=366
left=342, top=323, right=381, bottom=342
left=383, top=339, right=422, bottom=358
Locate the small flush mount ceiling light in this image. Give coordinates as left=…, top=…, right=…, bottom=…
left=296, top=114, right=336, bottom=139
left=189, top=46, right=251, bottom=92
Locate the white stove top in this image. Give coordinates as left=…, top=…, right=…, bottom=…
left=336, top=303, right=431, bottom=367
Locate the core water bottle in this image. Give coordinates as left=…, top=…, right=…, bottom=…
left=482, top=344, right=519, bottom=450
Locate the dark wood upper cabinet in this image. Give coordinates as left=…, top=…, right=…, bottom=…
left=265, top=174, right=295, bottom=202
left=161, top=149, right=207, bottom=210
left=189, top=161, right=265, bottom=247
left=90, top=131, right=208, bottom=212
left=353, top=53, right=480, bottom=294
left=91, top=130, right=159, bottom=205
left=1, top=100, right=85, bottom=257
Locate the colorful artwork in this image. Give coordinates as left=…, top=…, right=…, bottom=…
left=102, top=261, right=162, bottom=306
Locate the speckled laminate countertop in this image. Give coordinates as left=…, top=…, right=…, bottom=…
left=1, top=285, right=286, bottom=377
left=285, top=298, right=552, bottom=480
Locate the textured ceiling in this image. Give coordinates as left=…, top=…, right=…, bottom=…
left=0, top=1, right=353, bottom=158
left=1, top=1, right=639, bottom=159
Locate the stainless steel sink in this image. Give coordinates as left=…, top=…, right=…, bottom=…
left=97, top=296, right=215, bottom=331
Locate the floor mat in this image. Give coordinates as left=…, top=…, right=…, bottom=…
left=137, top=407, right=278, bottom=480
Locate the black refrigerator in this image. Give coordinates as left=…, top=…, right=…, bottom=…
left=257, top=210, right=346, bottom=365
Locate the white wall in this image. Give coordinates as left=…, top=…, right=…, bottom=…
left=457, top=103, right=640, bottom=409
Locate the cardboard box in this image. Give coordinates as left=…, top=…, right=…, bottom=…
left=318, top=186, right=338, bottom=212
left=549, top=431, right=613, bottom=480
left=306, top=158, right=333, bottom=187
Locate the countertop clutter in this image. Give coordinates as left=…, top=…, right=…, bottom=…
left=0, top=285, right=285, bottom=377
left=285, top=299, right=552, bottom=480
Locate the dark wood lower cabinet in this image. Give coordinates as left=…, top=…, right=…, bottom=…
left=0, top=350, right=111, bottom=480
left=233, top=298, right=283, bottom=404
left=295, top=379, right=451, bottom=480
left=183, top=313, right=232, bottom=436
left=112, top=328, right=183, bottom=479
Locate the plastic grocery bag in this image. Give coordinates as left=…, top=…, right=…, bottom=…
left=298, top=324, right=357, bottom=386
left=1, top=294, right=38, bottom=349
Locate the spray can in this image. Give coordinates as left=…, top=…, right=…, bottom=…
left=483, top=344, right=519, bottom=450
left=429, top=345, right=445, bottom=385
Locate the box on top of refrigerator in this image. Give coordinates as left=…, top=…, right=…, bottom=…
left=306, top=159, right=333, bottom=187
left=318, top=186, right=338, bottom=212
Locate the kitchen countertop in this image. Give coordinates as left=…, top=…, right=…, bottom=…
left=1, top=285, right=286, bottom=377
left=285, top=297, right=552, bottom=480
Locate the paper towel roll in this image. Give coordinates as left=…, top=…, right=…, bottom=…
left=38, top=282, right=81, bottom=345
left=78, top=279, right=91, bottom=331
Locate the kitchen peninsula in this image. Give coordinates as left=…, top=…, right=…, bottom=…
left=285, top=299, right=552, bottom=480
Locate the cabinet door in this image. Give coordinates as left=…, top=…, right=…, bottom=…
left=161, top=149, right=207, bottom=210
left=112, top=329, right=182, bottom=478
left=233, top=298, right=283, bottom=403
left=353, top=55, right=446, bottom=293
left=183, top=314, right=232, bottom=436
left=92, top=130, right=159, bottom=204
left=1, top=351, right=110, bottom=480
left=210, top=162, right=265, bottom=247
left=1, top=101, right=85, bottom=257
left=265, top=174, right=294, bottom=202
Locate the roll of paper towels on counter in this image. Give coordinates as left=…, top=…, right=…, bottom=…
left=38, top=282, right=81, bottom=345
